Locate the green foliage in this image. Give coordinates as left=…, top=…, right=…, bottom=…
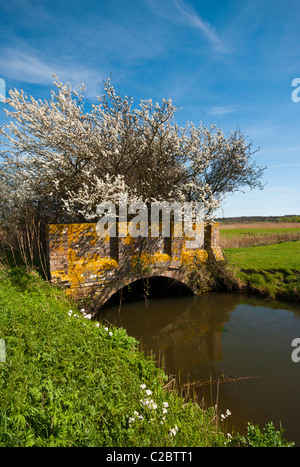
left=248, top=273, right=266, bottom=287
left=232, top=422, right=294, bottom=447
left=279, top=216, right=300, bottom=223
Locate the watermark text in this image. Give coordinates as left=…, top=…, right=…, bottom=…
left=0, top=78, right=5, bottom=102
left=96, top=200, right=205, bottom=249
left=291, top=78, right=300, bottom=103
left=291, top=338, right=300, bottom=363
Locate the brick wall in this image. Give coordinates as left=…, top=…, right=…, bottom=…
left=47, top=221, right=223, bottom=302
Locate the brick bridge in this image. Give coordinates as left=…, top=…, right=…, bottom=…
left=47, top=222, right=223, bottom=316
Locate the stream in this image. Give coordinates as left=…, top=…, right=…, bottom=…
left=96, top=285, right=300, bottom=446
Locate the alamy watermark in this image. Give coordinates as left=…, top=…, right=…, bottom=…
left=291, top=78, right=300, bottom=103
left=0, top=78, right=6, bottom=102
left=291, top=338, right=300, bottom=363
left=95, top=199, right=205, bottom=249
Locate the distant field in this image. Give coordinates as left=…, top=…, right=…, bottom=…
left=219, top=223, right=300, bottom=248
left=219, top=222, right=300, bottom=230
left=220, top=227, right=300, bottom=238
left=224, top=241, right=300, bottom=270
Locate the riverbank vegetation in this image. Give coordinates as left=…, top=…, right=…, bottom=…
left=219, top=223, right=300, bottom=302
left=0, top=266, right=293, bottom=447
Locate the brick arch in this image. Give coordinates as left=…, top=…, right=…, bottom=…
left=47, top=221, right=223, bottom=315
left=89, top=270, right=198, bottom=315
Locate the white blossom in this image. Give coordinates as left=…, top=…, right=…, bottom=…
left=0, top=75, right=265, bottom=229
left=83, top=313, right=92, bottom=319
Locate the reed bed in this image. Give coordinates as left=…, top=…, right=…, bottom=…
left=220, top=231, right=300, bottom=248
left=219, top=223, right=300, bottom=248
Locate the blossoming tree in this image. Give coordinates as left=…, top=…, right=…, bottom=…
left=0, top=75, right=265, bottom=224
left=0, top=75, right=265, bottom=270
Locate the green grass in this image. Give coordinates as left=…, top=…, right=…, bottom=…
left=220, top=227, right=300, bottom=239
left=223, top=241, right=300, bottom=302
left=0, top=267, right=293, bottom=447
left=224, top=240, right=300, bottom=270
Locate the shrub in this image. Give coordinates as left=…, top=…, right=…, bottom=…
left=233, top=422, right=294, bottom=447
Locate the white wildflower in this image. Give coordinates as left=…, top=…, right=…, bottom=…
left=169, top=426, right=178, bottom=437
left=220, top=409, right=231, bottom=421
left=140, top=398, right=157, bottom=410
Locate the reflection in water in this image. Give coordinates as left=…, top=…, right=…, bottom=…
left=96, top=290, right=300, bottom=446
left=98, top=291, right=242, bottom=379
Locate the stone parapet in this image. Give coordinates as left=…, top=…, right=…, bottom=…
left=47, top=221, right=223, bottom=310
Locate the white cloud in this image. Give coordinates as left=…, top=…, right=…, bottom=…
left=144, top=0, right=228, bottom=53
left=0, top=45, right=104, bottom=98
left=173, top=0, right=228, bottom=53
left=208, top=105, right=236, bottom=116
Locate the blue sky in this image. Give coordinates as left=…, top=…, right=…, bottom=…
left=0, top=0, right=299, bottom=218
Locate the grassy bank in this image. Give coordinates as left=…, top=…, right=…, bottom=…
left=0, top=267, right=293, bottom=447
left=223, top=241, right=300, bottom=302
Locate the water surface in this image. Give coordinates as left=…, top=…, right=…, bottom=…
left=96, top=290, right=300, bottom=445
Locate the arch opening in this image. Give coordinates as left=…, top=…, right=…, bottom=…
left=99, top=276, right=194, bottom=311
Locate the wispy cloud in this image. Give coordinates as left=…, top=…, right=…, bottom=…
left=0, top=45, right=104, bottom=98
left=173, top=0, right=228, bottom=53
left=208, top=105, right=236, bottom=116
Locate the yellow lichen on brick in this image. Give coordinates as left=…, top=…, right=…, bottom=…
left=51, top=270, right=69, bottom=282
left=131, top=252, right=171, bottom=268
left=122, top=235, right=135, bottom=245
left=148, top=252, right=171, bottom=264
left=48, top=224, right=67, bottom=235
left=181, top=249, right=208, bottom=267
left=67, top=223, right=95, bottom=243
left=212, top=247, right=224, bottom=260
left=67, top=253, right=118, bottom=288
